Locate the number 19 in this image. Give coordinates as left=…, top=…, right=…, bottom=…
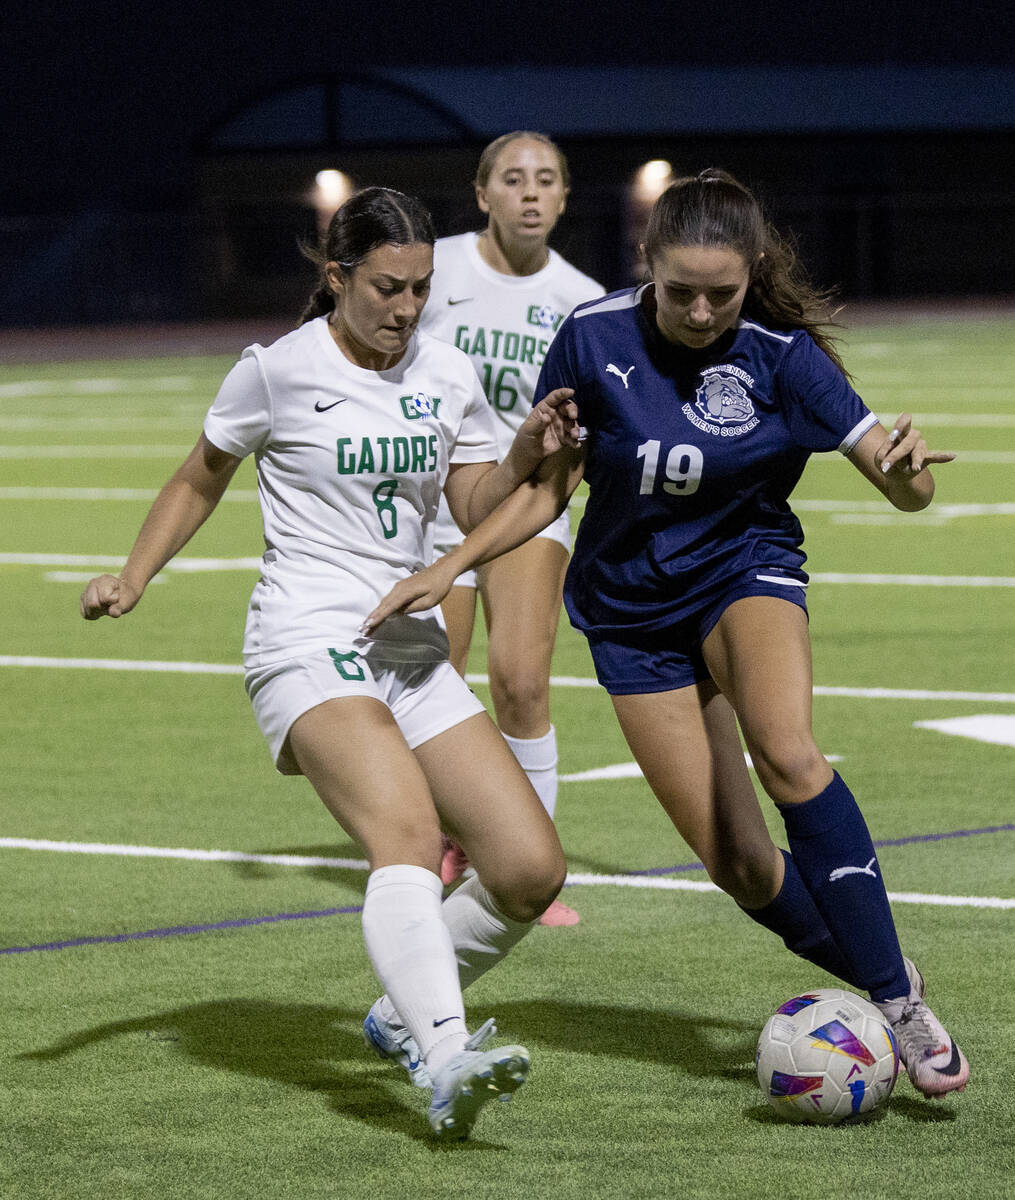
left=636, top=440, right=703, bottom=495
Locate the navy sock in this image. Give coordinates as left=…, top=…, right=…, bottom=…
left=740, top=850, right=858, bottom=986
left=778, top=772, right=909, bottom=1001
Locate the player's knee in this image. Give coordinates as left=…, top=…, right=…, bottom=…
left=749, top=733, right=828, bottom=803
left=484, top=849, right=566, bottom=923
left=707, top=846, right=779, bottom=909
left=488, top=657, right=550, bottom=714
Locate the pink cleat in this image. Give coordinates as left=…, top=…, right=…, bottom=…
left=538, top=898, right=580, bottom=927
left=440, top=835, right=471, bottom=887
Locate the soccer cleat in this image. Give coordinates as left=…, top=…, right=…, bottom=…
left=538, top=898, right=580, bottom=927
left=902, top=955, right=926, bottom=1000
left=874, top=994, right=970, bottom=1098
left=363, top=1000, right=431, bottom=1089
left=428, top=1019, right=530, bottom=1141
left=440, top=835, right=471, bottom=887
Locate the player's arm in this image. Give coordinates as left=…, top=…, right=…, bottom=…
left=444, top=386, right=579, bottom=532
left=846, top=413, right=954, bottom=512
left=80, top=433, right=242, bottom=619
left=361, top=443, right=585, bottom=633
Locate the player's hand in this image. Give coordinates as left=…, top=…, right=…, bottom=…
left=516, top=388, right=580, bottom=459
left=876, top=413, right=955, bottom=476
left=359, top=557, right=462, bottom=636
left=80, top=574, right=142, bottom=620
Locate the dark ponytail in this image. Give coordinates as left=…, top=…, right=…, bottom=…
left=644, top=169, right=848, bottom=376
left=300, top=186, right=436, bottom=325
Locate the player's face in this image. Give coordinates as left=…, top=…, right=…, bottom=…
left=649, top=243, right=752, bottom=350
left=476, top=138, right=568, bottom=247
left=326, top=242, right=433, bottom=370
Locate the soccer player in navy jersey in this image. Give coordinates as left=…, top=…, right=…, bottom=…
left=364, top=169, right=969, bottom=1100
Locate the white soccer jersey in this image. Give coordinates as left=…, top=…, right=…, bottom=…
left=203, top=317, right=497, bottom=668
left=419, top=232, right=605, bottom=457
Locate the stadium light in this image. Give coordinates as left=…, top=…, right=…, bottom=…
left=633, top=159, right=674, bottom=203
left=314, top=169, right=353, bottom=209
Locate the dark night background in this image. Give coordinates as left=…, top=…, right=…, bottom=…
left=4, top=1, right=1015, bottom=328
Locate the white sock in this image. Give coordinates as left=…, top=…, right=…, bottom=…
left=440, top=873, right=535, bottom=991
left=361, top=864, right=467, bottom=1073
left=503, top=725, right=558, bottom=820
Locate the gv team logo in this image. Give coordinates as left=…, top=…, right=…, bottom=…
left=695, top=371, right=754, bottom=425
left=527, top=304, right=563, bottom=331
left=400, top=391, right=440, bottom=420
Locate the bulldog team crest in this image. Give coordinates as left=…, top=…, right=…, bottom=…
left=683, top=367, right=760, bottom=437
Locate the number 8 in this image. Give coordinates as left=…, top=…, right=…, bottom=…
left=371, top=478, right=398, bottom=539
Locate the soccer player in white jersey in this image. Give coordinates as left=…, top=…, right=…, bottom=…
left=365, top=171, right=969, bottom=1101
left=80, top=187, right=587, bottom=1141
left=419, top=132, right=605, bottom=926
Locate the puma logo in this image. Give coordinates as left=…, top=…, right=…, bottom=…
left=606, top=363, right=636, bottom=389
left=828, top=856, right=878, bottom=883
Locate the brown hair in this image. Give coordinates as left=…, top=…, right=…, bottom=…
left=299, top=186, right=435, bottom=325
left=644, top=169, right=847, bottom=375
left=474, top=131, right=571, bottom=191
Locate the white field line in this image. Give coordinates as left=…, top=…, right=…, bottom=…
left=793, top=500, right=1015, bottom=518
left=8, top=442, right=1013, bottom=465
left=0, top=378, right=195, bottom=397
left=809, top=572, right=1015, bottom=587
left=7, top=553, right=1014, bottom=590
left=805, top=450, right=1015, bottom=465
left=0, top=488, right=258, bottom=502
left=0, top=417, right=205, bottom=432
left=561, top=754, right=842, bottom=782
left=0, top=445, right=193, bottom=459
left=0, top=656, right=244, bottom=675
left=2, top=488, right=1011, bottom=520
left=1, top=838, right=1010, bottom=909
left=0, top=553, right=261, bottom=571
left=872, top=413, right=1015, bottom=427
left=3, top=657, right=1014, bottom=702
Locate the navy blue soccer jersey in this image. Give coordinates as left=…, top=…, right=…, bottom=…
left=536, top=285, right=878, bottom=637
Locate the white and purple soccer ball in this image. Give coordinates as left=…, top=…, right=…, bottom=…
left=755, top=988, right=900, bottom=1124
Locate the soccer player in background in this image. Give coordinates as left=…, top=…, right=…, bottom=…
left=80, top=186, right=588, bottom=1140
left=364, top=169, right=970, bottom=1100
left=419, top=132, right=605, bottom=925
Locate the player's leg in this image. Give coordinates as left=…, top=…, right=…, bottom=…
left=366, top=666, right=561, bottom=1112
left=610, top=680, right=784, bottom=906
left=702, top=595, right=908, bottom=996
left=478, top=529, right=577, bottom=924
left=286, top=698, right=470, bottom=1083
left=703, top=596, right=968, bottom=1095
left=433, top=497, right=480, bottom=884
left=440, top=582, right=478, bottom=678
left=433, top=496, right=478, bottom=680
left=609, top=668, right=854, bottom=981
left=436, top=582, right=480, bottom=890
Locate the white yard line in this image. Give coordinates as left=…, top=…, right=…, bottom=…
left=1, top=837, right=1009, bottom=909
left=0, top=377, right=195, bottom=397
left=0, top=445, right=193, bottom=459
left=0, top=488, right=258, bottom=502
left=3, top=656, right=1014, bottom=703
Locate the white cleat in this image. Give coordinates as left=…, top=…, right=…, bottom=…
left=362, top=999, right=431, bottom=1089
left=427, top=1019, right=529, bottom=1140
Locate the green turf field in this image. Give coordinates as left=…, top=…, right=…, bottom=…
left=2, top=317, right=1013, bottom=1199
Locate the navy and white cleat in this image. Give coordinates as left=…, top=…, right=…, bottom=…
left=363, top=1000, right=431, bottom=1089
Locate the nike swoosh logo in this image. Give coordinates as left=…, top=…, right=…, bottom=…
left=447, top=297, right=472, bottom=306
left=314, top=399, right=347, bottom=412
left=432, top=1015, right=460, bottom=1028
left=932, top=1043, right=965, bottom=1076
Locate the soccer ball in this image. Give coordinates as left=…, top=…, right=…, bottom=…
left=755, top=988, right=899, bottom=1124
